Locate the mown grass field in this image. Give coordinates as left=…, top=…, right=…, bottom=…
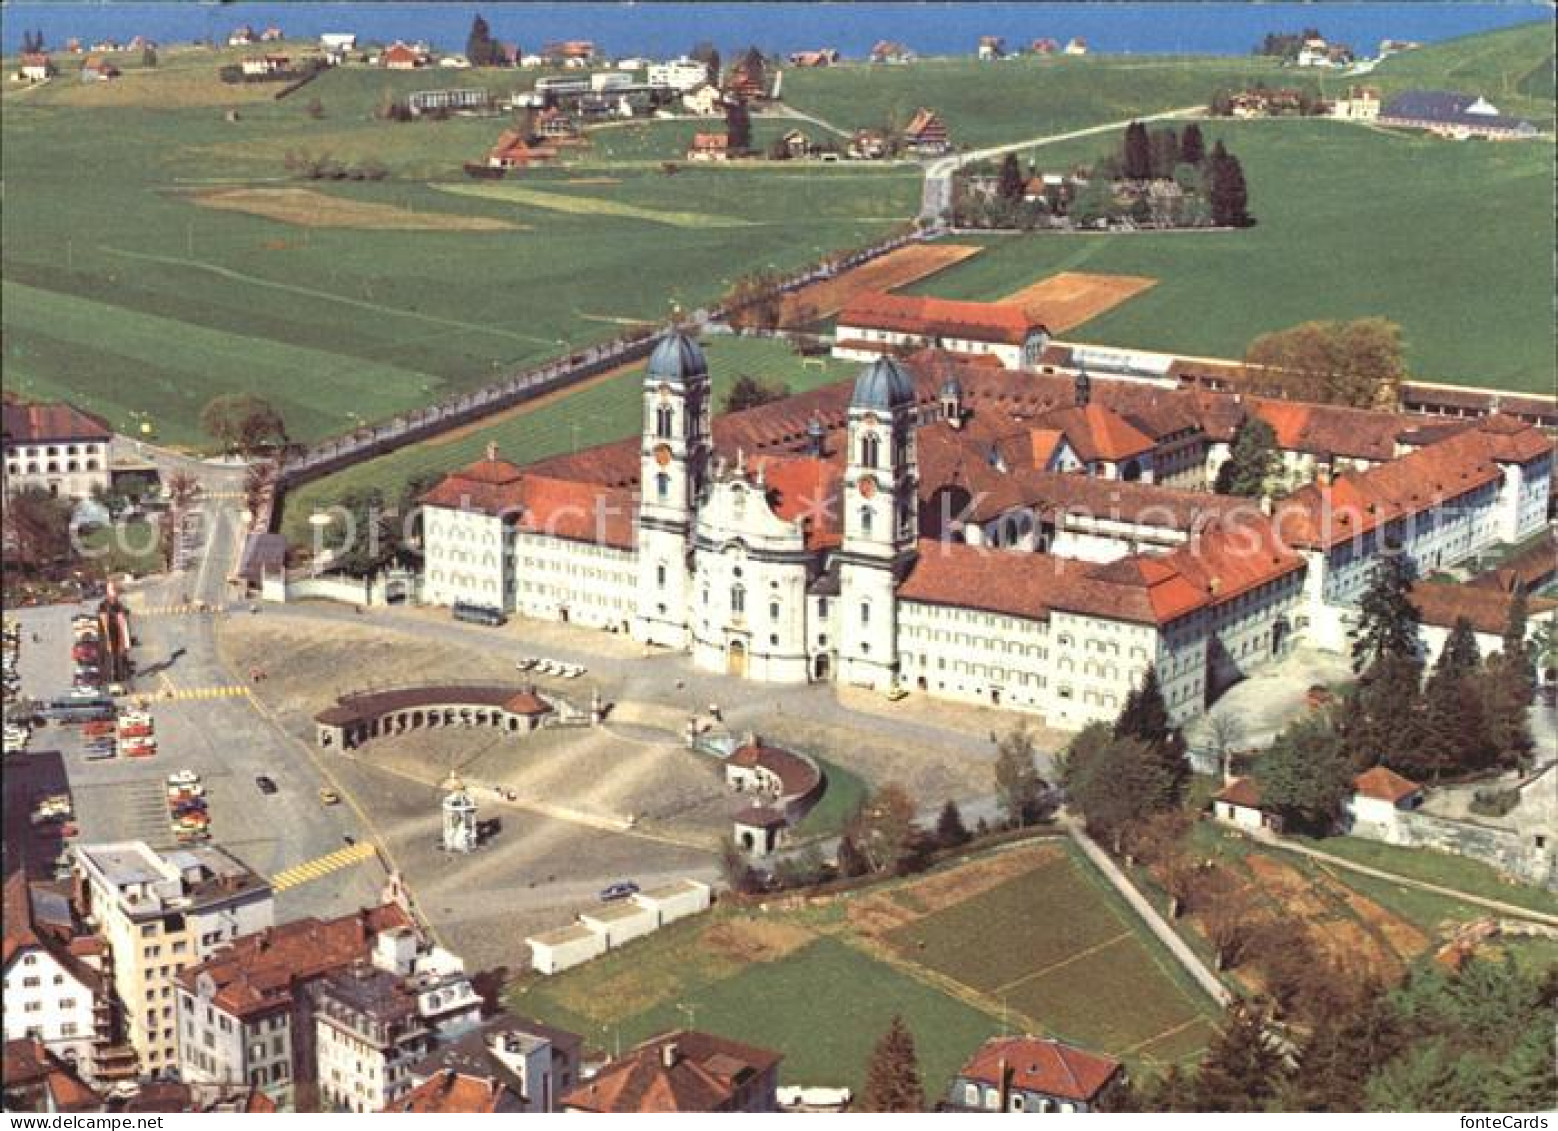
left=1291, top=835, right=1558, bottom=918
left=507, top=839, right=1218, bottom=1096
left=905, top=118, right=1554, bottom=390
left=278, top=336, right=856, bottom=543
left=0, top=48, right=916, bottom=447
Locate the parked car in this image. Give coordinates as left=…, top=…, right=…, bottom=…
left=318, top=787, right=341, bottom=806
left=255, top=775, right=278, bottom=795
left=597, top=881, right=640, bottom=902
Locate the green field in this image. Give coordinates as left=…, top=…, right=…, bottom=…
left=1291, top=835, right=1558, bottom=918
left=508, top=839, right=1217, bottom=1096
left=0, top=50, right=916, bottom=447
left=278, top=336, right=856, bottom=544
left=906, top=118, right=1554, bottom=390
left=781, top=54, right=1292, bottom=150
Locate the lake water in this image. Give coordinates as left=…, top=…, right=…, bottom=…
left=2, top=2, right=1549, bottom=59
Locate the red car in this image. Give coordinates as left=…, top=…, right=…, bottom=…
left=72, top=644, right=99, bottom=662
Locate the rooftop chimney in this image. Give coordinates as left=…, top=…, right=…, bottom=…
left=486, top=441, right=499, bottom=462
left=661, top=1042, right=680, bottom=1070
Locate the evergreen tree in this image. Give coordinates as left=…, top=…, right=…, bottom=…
left=862, top=1015, right=926, bottom=1112
left=724, top=98, right=753, bottom=152
left=1214, top=416, right=1279, bottom=497
left=1501, top=584, right=1532, bottom=690
left=934, top=799, right=970, bottom=847
left=1193, top=1006, right=1285, bottom=1112
left=1350, top=549, right=1421, bottom=673
left=465, top=13, right=497, bottom=66
left=836, top=832, right=870, bottom=877
left=997, top=153, right=1025, bottom=201
left=1113, top=664, right=1188, bottom=798
left=1208, top=144, right=1251, bottom=227
left=1290, top=983, right=1404, bottom=1112
left=1419, top=660, right=1491, bottom=780
left=1148, top=126, right=1179, bottom=179
left=1479, top=654, right=1536, bottom=770
left=1257, top=714, right=1353, bottom=831
left=1121, top=121, right=1152, bottom=181
left=1342, top=653, right=1426, bottom=774
left=1180, top=121, right=1206, bottom=166
left=1438, top=616, right=1481, bottom=678
left=1063, top=732, right=1177, bottom=851
left=690, top=41, right=721, bottom=83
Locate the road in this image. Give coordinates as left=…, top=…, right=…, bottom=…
left=11, top=443, right=385, bottom=921
left=918, top=105, right=1206, bottom=223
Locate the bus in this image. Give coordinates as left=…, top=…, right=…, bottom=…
left=452, top=601, right=507, bottom=627
left=44, top=697, right=115, bottom=724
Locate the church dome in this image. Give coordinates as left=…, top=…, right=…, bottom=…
left=647, top=331, right=709, bottom=384
left=851, top=356, right=916, bottom=411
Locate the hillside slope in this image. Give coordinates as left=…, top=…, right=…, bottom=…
left=1368, top=21, right=1555, bottom=126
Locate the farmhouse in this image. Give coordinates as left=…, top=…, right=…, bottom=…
left=1064, top=38, right=1089, bottom=56
left=1031, top=38, right=1061, bottom=56
left=2, top=400, right=112, bottom=499
left=19, top=53, right=54, bottom=82
left=417, top=336, right=1551, bottom=728
left=947, top=1036, right=1124, bottom=1112
left=978, top=36, right=1007, bottom=61
left=870, top=40, right=915, bottom=65
left=533, top=108, right=580, bottom=140
left=902, top=107, right=951, bottom=154
left=78, top=58, right=119, bottom=82
left=1211, top=777, right=1279, bottom=832
left=380, top=42, right=428, bottom=70
left=788, top=48, right=839, bottom=68
left=1341, top=767, right=1425, bottom=844
left=723, top=52, right=770, bottom=102
left=1331, top=84, right=1382, bottom=120
left=687, top=133, right=731, bottom=162
left=486, top=130, right=558, bottom=169
left=1378, top=90, right=1538, bottom=140
left=834, top=292, right=1050, bottom=369
left=847, top=129, right=888, bottom=160
left=680, top=81, right=724, bottom=116
left=561, top=1030, right=782, bottom=1113
left=240, top=55, right=291, bottom=78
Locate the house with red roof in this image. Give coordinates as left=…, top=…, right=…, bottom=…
left=1342, top=767, right=1425, bottom=844
left=1211, top=777, right=1280, bottom=832
left=379, top=41, right=427, bottom=70
left=2, top=400, right=113, bottom=500
left=834, top=291, right=1050, bottom=370
left=2, top=1038, right=104, bottom=1112
left=561, top=1030, right=782, bottom=1113
left=686, top=131, right=731, bottom=161
left=902, top=106, right=950, bottom=153
left=947, top=1035, right=1124, bottom=1112
left=18, top=53, right=55, bottom=82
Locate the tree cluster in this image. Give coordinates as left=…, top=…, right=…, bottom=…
left=1131, top=957, right=1557, bottom=1112
left=18, top=29, right=46, bottom=53
left=1254, top=29, right=1323, bottom=59
left=1213, top=415, right=1279, bottom=497
left=464, top=14, right=509, bottom=67
left=200, top=394, right=288, bottom=456
left=1244, top=317, right=1406, bottom=408
left=862, top=1015, right=926, bottom=1112
left=722, top=374, right=790, bottom=414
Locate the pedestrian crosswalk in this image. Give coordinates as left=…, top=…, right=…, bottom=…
left=271, top=841, right=377, bottom=892
left=161, top=685, right=252, bottom=702
left=133, top=603, right=210, bottom=618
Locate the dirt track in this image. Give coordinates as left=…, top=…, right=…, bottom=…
left=1002, top=271, right=1157, bottom=332
left=776, top=243, right=982, bottom=328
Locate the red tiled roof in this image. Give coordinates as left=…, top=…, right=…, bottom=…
left=1, top=401, right=112, bottom=444
left=421, top=460, right=636, bottom=550
left=2, top=1039, right=101, bottom=1113
left=388, top=1072, right=517, bottom=1113
left=1410, top=581, right=1556, bottom=636
left=726, top=740, right=821, bottom=799
left=176, top=905, right=413, bottom=1021
left=1043, top=402, right=1155, bottom=463
left=749, top=454, right=842, bottom=550
left=562, top=1030, right=782, bottom=1113
left=690, top=133, right=729, bottom=151
left=1353, top=766, right=1421, bottom=804
left=1214, top=776, right=1264, bottom=809
left=958, top=1036, right=1122, bottom=1104
left=904, top=107, right=947, bottom=139
left=839, top=292, right=1045, bottom=346
left=1249, top=398, right=1406, bottom=462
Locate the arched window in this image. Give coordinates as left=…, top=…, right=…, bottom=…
left=655, top=405, right=674, bottom=439
left=859, top=505, right=874, bottom=537
left=655, top=472, right=670, bottom=501
left=860, top=433, right=880, bottom=469
left=731, top=584, right=746, bottom=615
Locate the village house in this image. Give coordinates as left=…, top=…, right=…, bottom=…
left=847, top=129, right=888, bottom=160
left=2, top=874, right=116, bottom=1086
left=227, top=26, right=256, bottom=47
left=1378, top=90, right=1539, bottom=140
left=946, top=1036, right=1125, bottom=1112
left=2, top=1039, right=103, bottom=1113
left=240, top=55, right=291, bottom=78
left=978, top=36, right=1007, bottom=61
left=901, top=106, right=951, bottom=154
left=561, top=1030, right=782, bottom=1113
left=787, top=48, right=839, bottom=68
left=18, top=53, right=54, bottom=82
left=723, top=52, right=770, bottom=102
left=1030, top=38, right=1061, bottom=56
left=1295, top=36, right=1352, bottom=67
left=680, top=81, right=725, bottom=116
left=77, top=58, right=120, bottom=82
left=532, top=107, right=581, bottom=141
left=1211, top=777, right=1280, bottom=833
left=870, top=40, right=915, bottom=65
left=486, top=130, right=558, bottom=169
left=777, top=129, right=813, bottom=159
left=2, top=401, right=112, bottom=500
left=540, top=40, right=596, bottom=67
left=648, top=56, right=711, bottom=91
left=391, top=1014, right=582, bottom=1113
left=380, top=42, right=428, bottom=70
left=259, top=26, right=284, bottom=43
left=1064, top=37, right=1089, bottom=56
left=1342, top=767, right=1426, bottom=843
left=174, top=905, right=414, bottom=1107
left=1331, top=84, right=1382, bottom=120
left=687, top=132, right=731, bottom=162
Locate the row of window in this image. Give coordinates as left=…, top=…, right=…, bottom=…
left=6, top=459, right=101, bottom=475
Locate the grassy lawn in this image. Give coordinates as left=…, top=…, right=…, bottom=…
left=904, top=119, right=1554, bottom=390
left=278, top=336, right=857, bottom=544
left=791, top=755, right=868, bottom=840
left=509, top=838, right=1219, bottom=1097
left=1366, top=23, right=1556, bottom=129
left=1291, top=835, right=1558, bottom=917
